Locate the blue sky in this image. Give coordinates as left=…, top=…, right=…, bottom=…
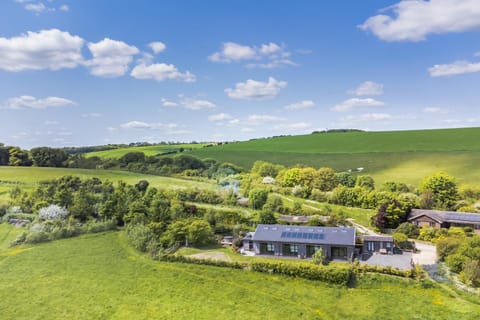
left=1, top=0, right=480, bottom=148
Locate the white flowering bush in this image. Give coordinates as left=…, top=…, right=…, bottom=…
left=38, top=204, right=69, bottom=221
left=7, top=206, right=23, bottom=214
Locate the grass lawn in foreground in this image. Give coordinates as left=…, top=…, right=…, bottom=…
left=0, top=226, right=479, bottom=319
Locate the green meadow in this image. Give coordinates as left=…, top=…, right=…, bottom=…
left=86, top=144, right=206, bottom=159
left=0, top=226, right=479, bottom=319
left=0, top=166, right=215, bottom=202
left=188, top=128, right=480, bottom=186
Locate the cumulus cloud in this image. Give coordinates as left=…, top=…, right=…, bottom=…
left=359, top=0, right=480, bottom=42
left=149, top=41, right=166, bottom=54
left=225, top=77, right=287, bottom=100
left=86, top=38, right=139, bottom=77
left=130, top=63, right=195, bottom=82
left=59, top=4, right=69, bottom=12
left=180, top=97, right=216, bottom=110
left=208, top=113, right=233, bottom=121
left=423, top=107, right=448, bottom=114
left=1, top=95, right=76, bottom=110
left=429, top=60, right=480, bottom=77
left=81, top=113, right=102, bottom=118
left=284, top=100, right=315, bottom=110
left=341, top=113, right=393, bottom=124
left=120, top=121, right=178, bottom=130
left=332, top=98, right=385, bottom=112
left=209, top=41, right=295, bottom=68
left=161, top=98, right=178, bottom=107
left=348, top=81, right=384, bottom=96
left=273, top=122, right=312, bottom=131
left=0, top=29, right=84, bottom=71
left=247, top=114, right=285, bottom=125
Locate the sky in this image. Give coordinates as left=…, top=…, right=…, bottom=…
left=1, top=0, right=480, bottom=148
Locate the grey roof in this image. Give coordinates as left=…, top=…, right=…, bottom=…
left=252, top=224, right=355, bottom=246
left=363, top=235, right=393, bottom=242
left=278, top=215, right=329, bottom=223
left=408, top=209, right=480, bottom=225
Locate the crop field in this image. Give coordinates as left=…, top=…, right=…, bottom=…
left=0, top=166, right=216, bottom=200
left=0, top=227, right=479, bottom=319
left=85, top=144, right=206, bottom=159
left=189, top=128, right=480, bottom=186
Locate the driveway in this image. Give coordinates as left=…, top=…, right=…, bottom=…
left=412, top=241, right=437, bottom=266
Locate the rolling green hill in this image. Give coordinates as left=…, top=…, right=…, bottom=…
left=188, top=128, right=480, bottom=186
left=0, top=228, right=478, bottom=319
left=0, top=167, right=215, bottom=202
left=85, top=144, right=206, bottom=159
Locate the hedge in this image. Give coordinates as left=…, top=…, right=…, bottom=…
left=158, top=254, right=244, bottom=269
left=250, top=261, right=353, bottom=285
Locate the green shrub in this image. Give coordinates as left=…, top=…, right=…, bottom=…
left=25, top=231, right=50, bottom=244
left=158, top=254, right=243, bottom=269
left=126, top=223, right=157, bottom=252
left=1, top=213, right=37, bottom=223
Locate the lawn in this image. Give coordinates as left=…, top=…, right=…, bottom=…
left=85, top=144, right=206, bottom=159
left=0, top=166, right=216, bottom=196
left=0, top=226, right=479, bottom=319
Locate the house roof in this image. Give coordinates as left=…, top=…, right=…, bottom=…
left=408, top=209, right=480, bottom=225
left=362, top=235, right=394, bottom=242
left=278, top=215, right=329, bottom=223
left=252, top=224, right=356, bottom=246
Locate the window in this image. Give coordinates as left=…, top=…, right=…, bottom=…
left=282, top=243, right=298, bottom=256
left=429, top=222, right=435, bottom=227
left=260, top=243, right=275, bottom=255
left=367, top=241, right=375, bottom=252
left=386, top=242, right=391, bottom=248
left=306, top=245, right=321, bottom=257
left=331, top=247, right=348, bottom=259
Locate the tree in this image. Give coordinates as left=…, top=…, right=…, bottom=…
left=248, top=188, right=268, bottom=210
left=8, top=147, right=32, bottom=166
left=38, top=204, right=69, bottom=220
left=282, top=168, right=302, bottom=187
left=187, top=220, right=214, bottom=246
left=316, top=167, right=338, bottom=191
left=336, top=172, right=355, bottom=187
left=258, top=210, right=277, bottom=224
left=262, top=194, right=283, bottom=213
left=120, top=152, right=145, bottom=165
left=251, top=160, right=283, bottom=177
left=420, top=172, right=458, bottom=210
left=30, top=147, right=68, bottom=167
left=312, top=248, right=328, bottom=265
left=356, top=175, right=375, bottom=190
left=0, top=146, right=9, bottom=165
left=372, top=200, right=411, bottom=229
left=135, top=180, right=149, bottom=193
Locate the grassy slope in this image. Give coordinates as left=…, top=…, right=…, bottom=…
left=0, top=228, right=478, bottom=319
left=189, top=128, right=480, bottom=186
left=86, top=144, right=206, bottom=159
left=0, top=167, right=215, bottom=201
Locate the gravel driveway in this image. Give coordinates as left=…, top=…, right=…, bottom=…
left=412, top=241, right=437, bottom=266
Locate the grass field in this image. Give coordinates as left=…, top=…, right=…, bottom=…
left=86, top=144, right=206, bottom=159
left=188, top=128, right=480, bottom=186
left=0, top=167, right=216, bottom=201
left=0, top=226, right=479, bottom=319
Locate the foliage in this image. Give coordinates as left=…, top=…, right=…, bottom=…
left=419, top=172, right=458, bottom=210
left=30, top=147, right=68, bottom=167
left=372, top=200, right=411, bottom=229
left=311, top=248, right=328, bottom=265
left=355, top=175, right=375, bottom=190
left=251, top=160, right=283, bottom=177
left=335, top=172, right=355, bottom=187
left=38, top=204, right=69, bottom=220
left=248, top=188, right=268, bottom=209
left=395, top=222, right=419, bottom=238
left=8, top=147, right=32, bottom=166
left=258, top=210, right=277, bottom=224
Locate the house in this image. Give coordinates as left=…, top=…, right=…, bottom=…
left=362, top=235, right=394, bottom=254
left=408, top=209, right=480, bottom=234
left=242, top=224, right=356, bottom=260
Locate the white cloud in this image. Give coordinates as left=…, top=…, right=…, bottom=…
left=131, top=63, right=195, bottom=82
left=161, top=98, right=178, bottom=107
left=0, top=29, right=84, bottom=71
left=209, top=42, right=257, bottom=62
left=209, top=41, right=295, bottom=68
left=274, top=122, right=312, bottom=131
left=332, top=98, right=385, bottom=112
left=429, top=60, right=480, bottom=77
left=284, top=100, right=315, bottom=110
left=180, top=97, right=216, bottom=110
left=59, top=4, right=69, bottom=12
left=225, top=77, right=287, bottom=100
left=149, top=41, right=166, bottom=54
left=423, top=107, right=448, bottom=114
left=81, top=113, right=102, bottom=118
left=44, top=120, right=59, bottom=125
left=240, top=127, right=255, bottom=133
left=359, top=0, right=480, bottom=42
left=1, top=95, right=76, bottom=110
left=358, top=113, right=392, bottom=121
left=247, top=114, right=285, bottom=125
left=24, top=2, right=48, bottom=13
left=120, top=121, right=178, bottom=130
left=208, top=113, right=232, bottom=121
left=86, top=38, right=139, bottom=77
left=348, top=81, right=384, bottom=96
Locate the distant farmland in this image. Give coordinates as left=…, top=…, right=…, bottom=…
left=187, top=128, right=480, bottom=186
left=85, top=144, right=206, bottom=159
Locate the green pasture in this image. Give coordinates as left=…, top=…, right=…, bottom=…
left=0, top=166, right=216, bottom=195
left=86, top=144, right=206, bottom=159
left=0, top=227, right=478, bottom=319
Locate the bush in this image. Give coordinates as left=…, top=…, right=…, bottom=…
left=1, top=212, right=37, bottom=223
left=158, top=254, right=243, bottom=269
left=38, top=204, right=69, bottom=221
left=436, top=237, right=462, bottom=261
left=395, top=222, right=419, bottom=239
left=126, top=223, right=157, bottom=252
left=25, top=231, right=50, bottom=244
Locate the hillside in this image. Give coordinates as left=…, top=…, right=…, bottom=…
left=0, top=228, right=479, bottom=319
left=188, top=128, right=480, bottom=186
left=85, top=144, right=206, bottom=159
